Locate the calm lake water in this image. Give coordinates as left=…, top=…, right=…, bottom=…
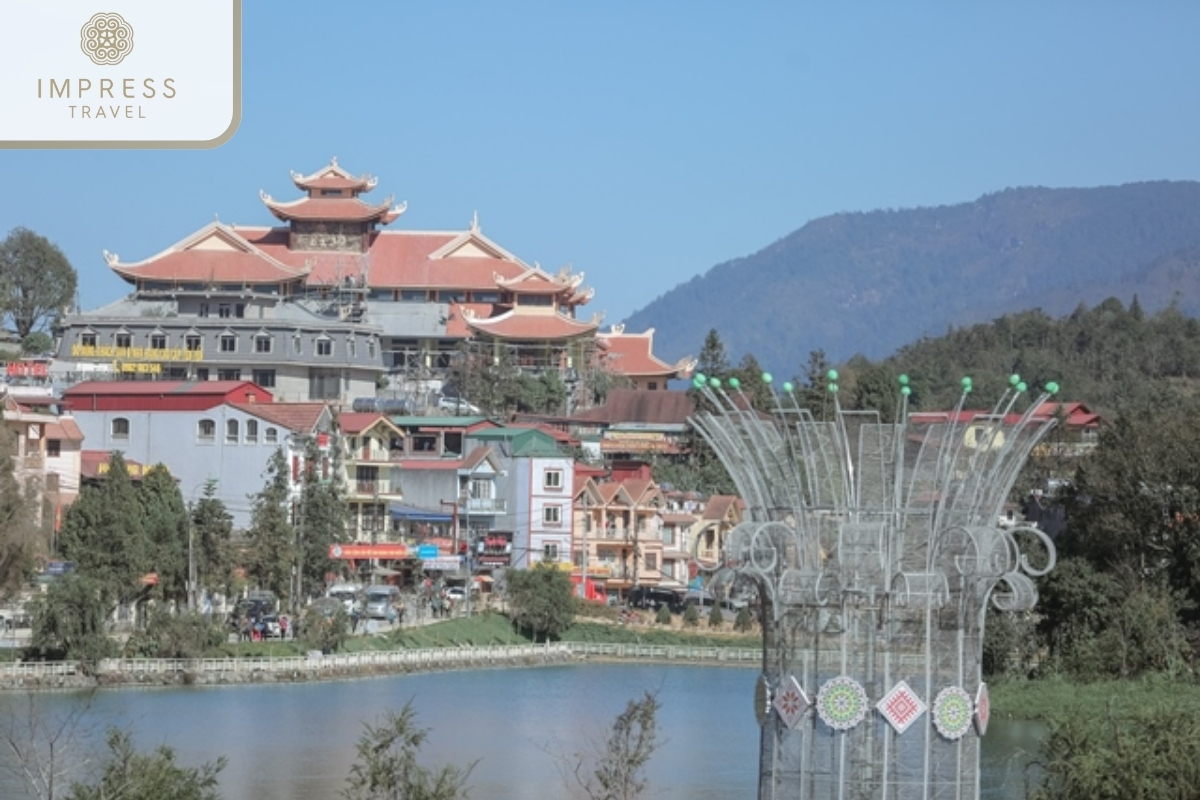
left=0, top=664, right=1040, bottom=799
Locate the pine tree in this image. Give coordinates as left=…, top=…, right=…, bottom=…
left=296, top=436, right=347, bottom=602
left=0, top=425, right=37, bottom=597
left=192, top=480, right=233, bottom=601
left=138, top=465, right=189, bottom=604
left=246, top=448, right=294, bottom=603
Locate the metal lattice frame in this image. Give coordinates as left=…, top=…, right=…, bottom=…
left=690, top=375, right=1058, bottom=800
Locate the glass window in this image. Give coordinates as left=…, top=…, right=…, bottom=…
left=219, top=335, right=236, bottom=353
left=198, top=303, right=210, bottom=318
left=316, top=338, right=332, bottom=357
left=265, top=427, right=278, bottom=444
left=218, top=304, right=232, bottom=318
left=115, top=332, right=132, bottom=348
left=245, top=419, right=258, bottom=444
left=150, top=333, right=167, bottom=350
left=544, top=469, right=563, bottom=490
left=46, top=439, right=61, bottom=458
left=196, top=367, right=209, bottom=381
left=197, top=419, right=215, bottom=441
left=235, top=303, right=246, bottom=318
left=80, top=332, right=97, bottom=347
left=252, top=369, right=276, bottom=388
left=645, top=553, right=658, bottom=571
left=543, top=505, right=562, bottom=526
left=217, top=369, right=241, bottom=381
left=255, top=335, right=272, bottom=353
left=543, top=542, right=559, bottom=561
left=111, top=418, right=130, bottom=440
left=399, top=290, right=425, bottom=302
left=225, top=419, right=239, bottom=444
left=185, top=334, right=202, bottom=352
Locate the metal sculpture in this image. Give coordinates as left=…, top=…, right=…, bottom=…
left=689, top=371, right=1059, bottom=800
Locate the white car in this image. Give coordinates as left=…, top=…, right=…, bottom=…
left=437, top=397, right=481, bottom=415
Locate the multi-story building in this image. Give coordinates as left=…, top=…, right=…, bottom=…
left=2, top=391, right=84, bottom=532
left=57, top=159, right=688, bottom=404
left=63, top=380, right=333, bottom=527
left=573, top=473, right=668, bottom=601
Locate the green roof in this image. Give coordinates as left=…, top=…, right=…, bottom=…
left=468, top=427, right=565, bottom=457
left=388, top=415, right=490, bottom=427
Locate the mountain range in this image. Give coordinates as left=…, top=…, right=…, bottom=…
left=622, top=181, right=1200, bottom=376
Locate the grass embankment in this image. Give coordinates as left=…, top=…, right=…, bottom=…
left=991, top=676, right=1200, bottom=721
left=205, top=612, right=759, bottom=659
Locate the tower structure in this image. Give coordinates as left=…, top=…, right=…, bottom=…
left=690, top=372, right=1059, bottom=800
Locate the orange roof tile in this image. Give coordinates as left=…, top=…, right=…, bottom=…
left=597, top=328, right=678, bottom=377
left=261, top=195, right=400, bottom=224
left=464, top=309, right=597, bottom=340
left=229, top=402, right=328, bottom=433
left=289, top=158, right=378, bottom=193
left=107, top=224, right=306, bottom=286
left=45, top=418, right=84, bottom=442
left=337, top=412, right=388, bottom=434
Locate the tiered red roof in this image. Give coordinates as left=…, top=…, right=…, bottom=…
left=596, top=326, right=691, bottom=378
left=260, top=194, right=403, bottom=224
left=462, top=308, right=598, bottom=340
left=107, top=224, right=307, bottom=287
left=290, top=158, right=377, bottom=193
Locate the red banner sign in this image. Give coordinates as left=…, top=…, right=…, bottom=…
left=6, top=361, right=48, bottom=377
left=328, top=543, right=409, bottom=560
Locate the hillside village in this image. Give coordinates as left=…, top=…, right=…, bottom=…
left=0, top=160, right=1113, bottom=627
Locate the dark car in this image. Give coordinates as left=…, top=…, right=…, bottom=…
left=627, top=587, right=684, bottom=613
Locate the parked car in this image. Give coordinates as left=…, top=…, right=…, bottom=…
left=681, top=590, right=746, bottom=613
left=444, top=587, right=465, bottom=602
left=627, top=587, right=684, bottom=613
left=364, top=585, right=401, bottom=620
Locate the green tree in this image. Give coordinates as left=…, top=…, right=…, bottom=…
left=793, top=349, right=833, bottom=418
left=296, top=436, right=347, bottom=606
left=695, top=328, right=730, bottom=378
left=66, top=728, right=225, bottom=800
left=707, top=603, right=724, bottom=629
left=138, top=465, right=189, bottom=604
left=122, top=608, right=225, bottom=660
left=245, top=449, right=294, bottom=603
left=58, top=453, right=151, bottom=610
left=505, top=563, right=576, bottom=641
left=27, top=574, right=117, bottom=665
left=20, top=331, right=53, bottom=356
left=302, top=604, right=349, bottom=654
left=682, top=604, right=700, bottom=628
left=0, top=227, right=78, bottom=338
left=654, top=605, right=671, bottom=626
left=0, top=425, right=39, bottom=596
left=342, top=702, right=475, bottom=800
left=732, top=353, right=775, bottom=410
left=733, top=606, right=754, bottom=633
left=191, top=480, right=234, bottom=601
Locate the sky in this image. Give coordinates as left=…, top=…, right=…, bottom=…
left=4, top=2, right=1200, bottom=326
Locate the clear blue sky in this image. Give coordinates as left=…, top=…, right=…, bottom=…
left=4, top=2, right=1200, bottom=325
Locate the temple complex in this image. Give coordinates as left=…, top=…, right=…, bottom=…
left=57, top=159, right=691, bottom=406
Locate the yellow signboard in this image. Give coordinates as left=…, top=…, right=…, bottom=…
left=71, top=345, right=203, bottom=362
left=118, top=362, right=162, bottom=374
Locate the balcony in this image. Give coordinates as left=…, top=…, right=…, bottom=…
left=459, top=497, right=506, bottom=514
left=349, top=449, right=405, bottom=464
left=352, top=479, right=400, bottom=497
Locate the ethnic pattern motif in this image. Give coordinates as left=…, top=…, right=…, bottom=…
left=932, top=687, right=974, bottom=740
left=816, top=677, right=868, bottom=731
left=81, top=12, right=134, bottom=65
left=974, top=682, right=990, bottom=736
left=773, top=675, right=810, bottom=730
left=876, top=680, right=927, bottom=735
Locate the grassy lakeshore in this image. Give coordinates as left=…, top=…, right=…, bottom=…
left=991, top=676, right=1200, bottom=721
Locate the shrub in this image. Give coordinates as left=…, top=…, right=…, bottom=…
left=707, top=604, right=724, bottom=629
left=655, top=605, right=672, bottom=626
left=682, top=604, right=700, bottom=628
left=734, top=606, right=754, bottom=632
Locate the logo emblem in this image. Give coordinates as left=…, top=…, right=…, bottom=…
left=80, top=12, right=134, bottom=65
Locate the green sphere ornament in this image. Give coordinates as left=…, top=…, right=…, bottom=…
left=729, top=377, right=741, bottom=389
left=762, top=372, right=773, bottom=384
left=898, top=374, right=909, bottom=386
left=901, top=386, right=912, bottom=396
left=827, top=369, right=839, bottom=382
left=783, top=382, right=794, bottom=393
left=1009, top=374, right=1021, bottom=386
left=828, top=383, right=839, bottom=394
left=1046, top=381, right=1060, bottom=395
left=961, top=376, right=972, bottom=388
left=1017, top=381, right=1027, bottom=393
left=709, top=378, right=721, bottom=389
left=695, top=372, right=706, bottom=383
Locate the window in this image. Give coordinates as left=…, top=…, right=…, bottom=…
left=544, top=469, right=563, bottom=491
left=46, top=439, right=61, bottom=458
left=150, top=333, right=167, bottom=350
left=218, top=304, right=232, bottom=318
left=645, top=553, right=658, bottom=571
left=111, top=418, right=130, bottom=441
left=316, top=338, right=332, bottom=357
left=198, top=419, right=215, bottom=441
left=399, top=290, right=425, bottom=302
left=252, top=369, right=276, bottom=388
left=225, top=419, right=239, bottom=444
left=265, top=427, right=278, bottom=444
left=520, top=294, right=553, bottom=307
left=219, top=334, right=236, bottom=353
left=543, top=505, right=562, bottom=526
left=185, top=334, right=202, bottom=352
left=245, top=419, right=258, bottom=444
left=115, top=332, right=132, bottom=348
left=196, top=368, right=210, bottom=381
left=472, top=291, right=500, bottom=303
left=543, top=542, right=559, bottom=561
left=80, top=332, right=97, bottom=347
left=199, top=303, right=210, bottom=318
left=235, top=303, right=246, bottom=318
left=254, top=334, right=272, bottom=353
left=217, top=369, right=241, bottom=381
left=647, top=381, right=658, bottom=390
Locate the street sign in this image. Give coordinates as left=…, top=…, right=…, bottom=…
left=418, top=545, right=439, bottom=560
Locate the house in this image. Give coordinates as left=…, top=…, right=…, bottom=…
left=573, top=474, right=669, bottom=601
left=2, top=391, right=84, bottom=531
left=337, top=412, right=406, bottom=541
left=64, top=380, right=333, bottom=527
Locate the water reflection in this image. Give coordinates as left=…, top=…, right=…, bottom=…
left=0, top=665, right=1041, bottom=799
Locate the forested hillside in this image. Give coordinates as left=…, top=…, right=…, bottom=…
left=625, top=181, right=1200, bottom=374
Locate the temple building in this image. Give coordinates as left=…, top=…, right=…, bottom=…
left=57, top=159, right=690, bottom=405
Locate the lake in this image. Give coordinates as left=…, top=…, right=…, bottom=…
left=0, top=664, right=1040, bottom=799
